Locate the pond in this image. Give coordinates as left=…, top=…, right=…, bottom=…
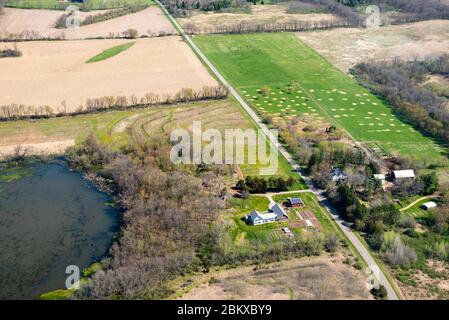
left=0, top=159, right=119, bottom=299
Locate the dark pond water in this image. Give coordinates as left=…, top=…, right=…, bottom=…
left=0, top=160, right=119, bottom=299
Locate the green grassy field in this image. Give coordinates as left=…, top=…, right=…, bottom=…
left=0, top=99, right=307, bottom=186
left=194, top=33, right=448, bottom=165
left=86, top=42, right=135, bottom=63
left=5, top=0, right=154, bottom=10
left=402, top=198, right=437, bottom=218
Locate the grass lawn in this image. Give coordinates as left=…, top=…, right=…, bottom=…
left=402, top=198, right=437, bottom=218
left=194, top=33, right=448, bottom=166
left=86, top=42, right=135, bottom=64
left=5, top=0, right=154, bottom=10
left=226, top=196, right=291, bottom=249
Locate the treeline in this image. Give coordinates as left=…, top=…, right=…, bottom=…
left=0, top=85, right=228, bottom=120
left=0, top=0, right=5, bottom=16
left=351, top=55, right=449, bottom=145
left=159, top=0, right=245, bottom=17
left=5, top=0, right=151, bottom=11
left=236, top=175, right=296, bottom=194
left=55, top=5, right=149, bottom=29
left=0, top=29, right=175, bottom=42
left=302, top=0, right=364, bottom=25
left=286, top=1, right=326, bottom=14
left=380, top=0, right=449, bottom=24
left=183, top=18, right=351, bottom=34
left=336, top=0, right=449, bottom=23
left=0, top=30, right=66, bottom=41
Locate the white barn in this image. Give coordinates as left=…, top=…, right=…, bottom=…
left=392, top=170, right=415, bottom=179
left=421, top=201, right=437, bottom=210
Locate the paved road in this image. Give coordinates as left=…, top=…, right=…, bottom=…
left=156, top=0, right=400, bottom=300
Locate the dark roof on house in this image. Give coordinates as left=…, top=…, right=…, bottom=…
left=288, top=197, right=303, bottom=205
left=270, top=203, right=288, bottom=219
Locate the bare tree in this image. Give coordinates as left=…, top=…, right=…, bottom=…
left=0, top=0, right=5, bottom=17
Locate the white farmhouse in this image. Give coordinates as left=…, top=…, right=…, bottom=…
left=245, top=210, right=277, bottom=225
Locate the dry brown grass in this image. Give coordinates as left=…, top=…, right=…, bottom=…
left=0, top=6, right=175, bottom=40
left=296, top=20, right=449, bottom=72
left=179, top=254, right=372, bottom=300
left=178, top=4, right=338, bottom=33
left=427, top=74, right=449, bottom=87
left=396, top=260, right=449, bottom=300
left=0, top=36, right=217, bottom=113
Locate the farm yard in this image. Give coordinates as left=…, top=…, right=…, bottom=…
left=272, top=192, right=330, bottom=231
left=0, top=36, right=217, bottom=114
left=0, top=6, right=174, bottom=40
left=194, top=33, right=448, bottom=165
left=225, top=192, right=334, bottom=255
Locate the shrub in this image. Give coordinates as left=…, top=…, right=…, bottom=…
left=371, top=285, right=388, bottom=299
left=122, top=28, right=139, bottom=39
left=324, top=233, right=339, bottom=252
left=0, top=44, right=22, bottom=58
left=383, top=235, right=418, bottom=266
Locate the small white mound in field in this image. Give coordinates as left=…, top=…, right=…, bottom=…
left=0, top=37, right=217, bottom=113
left=0, top=7, right=175, bottom=40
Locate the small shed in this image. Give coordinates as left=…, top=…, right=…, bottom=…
left=420, top=201, right=437, bottom=210
left=373, top=174, right=386, bottom=181
left=287, top=197, right=303, bottom=208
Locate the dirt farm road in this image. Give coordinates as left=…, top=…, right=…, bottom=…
left=156, top=0, right=400, bottom=300
left=399, top=195, right=438, bottom=212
